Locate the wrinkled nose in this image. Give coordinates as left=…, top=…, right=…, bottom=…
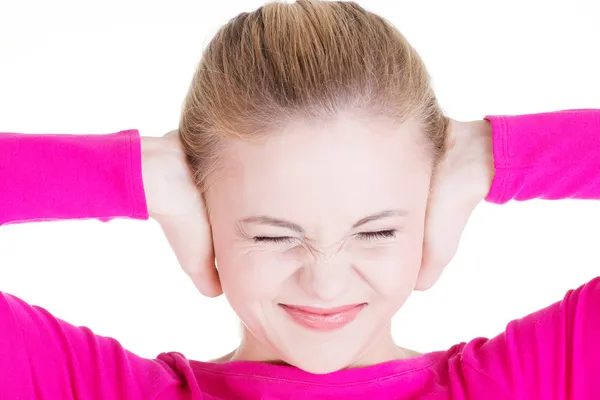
left=296, top=256, right=351, bottom=303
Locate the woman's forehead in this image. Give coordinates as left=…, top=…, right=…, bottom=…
left=206, top=115, right=432, bottom=229
left=222, top=113, right=426, bottom=172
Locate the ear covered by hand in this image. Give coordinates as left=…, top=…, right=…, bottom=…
left=141, top=130, right=222, bottom=297
left=416, top=120, right=495, bottom=291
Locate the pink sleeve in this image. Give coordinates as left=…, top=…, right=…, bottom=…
left=467, top=109, right=600, bottom=397
left=0, top=292, right=187, bottom=399
left=462, top=277, right=600, bottom=398
left=484, top=109, right=600, bottom=204
left=0, top=130, right=149, bottom=226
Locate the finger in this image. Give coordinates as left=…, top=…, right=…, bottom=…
left=163, top=129, right=179, bottom=138
left=190, top=262, right=223, bottom=298
left=416, top=198, right=475, bottom=291
left=158, top=215, right=223, bottom=297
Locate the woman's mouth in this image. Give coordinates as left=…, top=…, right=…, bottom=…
left=279, top=303, right=366, bottom=332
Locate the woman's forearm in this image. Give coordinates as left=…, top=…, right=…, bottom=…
left=465, top=109, right=600, bottom=204
left=0, top=130, right=149, bottom=226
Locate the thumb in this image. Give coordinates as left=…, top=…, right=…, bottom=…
left=158, top=215, right=223, bottom=298
left=415, top=196, right=475, bottom=291
left=189, top=263, right=223, bottom=298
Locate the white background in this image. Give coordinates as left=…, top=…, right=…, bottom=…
left=0, top=0, right=599, bottom=362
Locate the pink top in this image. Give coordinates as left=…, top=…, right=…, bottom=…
left=1, top=109, right=599, bottom=399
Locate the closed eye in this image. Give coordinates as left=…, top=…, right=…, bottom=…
left=253, top=236, right=297, bottom=244
left=356, top=230, right=397, bottom=240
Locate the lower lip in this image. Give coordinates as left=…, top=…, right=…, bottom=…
left=280, top=304, right=366, bottom=332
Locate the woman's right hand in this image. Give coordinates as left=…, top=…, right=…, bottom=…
left=141, top=130, right=222, bottom=297
left=416, top=119, right=495, bottom=291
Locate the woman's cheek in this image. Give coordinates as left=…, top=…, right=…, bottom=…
left=221, top=247, right=303, bottom=297
left=348, top=242, right=421, bottom=297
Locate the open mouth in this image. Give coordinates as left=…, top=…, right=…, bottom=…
left=279, top=303, right=367, bottom=332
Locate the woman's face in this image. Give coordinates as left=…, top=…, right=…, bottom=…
left=207, top=109, right=433, bottom=373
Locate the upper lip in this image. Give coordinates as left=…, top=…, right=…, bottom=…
left=279, top=303, right=366, bottom=315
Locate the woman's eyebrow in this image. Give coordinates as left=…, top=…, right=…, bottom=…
left=240, top=209, right=407, bottom=233
left=352, top=209, right=408, bottom=228
left=240, top=216, right=305, bottom=233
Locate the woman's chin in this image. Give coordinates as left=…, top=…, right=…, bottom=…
left=283, top=354, right=353, bottom=375
left=274, top=337, right=366, bottom=374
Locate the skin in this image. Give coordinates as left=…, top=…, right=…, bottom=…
left=141, top=113, right=494, bottom=374
left=417, top=119, right=494, bottom=290
left=206, top=109, right=434, bottom=373
left=142, top=132, right=222, bottom=297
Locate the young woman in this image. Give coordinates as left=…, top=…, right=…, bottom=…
left=1, top=1, right=599, bottom=399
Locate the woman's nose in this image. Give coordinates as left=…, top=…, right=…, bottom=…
left=296, top=256, right=352, bottom=303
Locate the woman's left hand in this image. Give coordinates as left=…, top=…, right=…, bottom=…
left=415, top=119, right=495, bottom=290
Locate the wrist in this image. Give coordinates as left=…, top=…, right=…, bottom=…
left=470, top=120, right=495, bottom=200
left=141, top=133, right=202, bottom=220
left=141, top=136, right=180, bottom=218
left=452, top=119, right=495, bottom=202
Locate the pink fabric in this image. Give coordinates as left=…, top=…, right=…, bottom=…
left=1, top=109, right=599, bottom=399
left=484, top=109, right=600, bottom=203
left=0, top=130, right=148, bottom=226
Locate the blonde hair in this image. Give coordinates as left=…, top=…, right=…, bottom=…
left=179, top=0, right=448, bottom=192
